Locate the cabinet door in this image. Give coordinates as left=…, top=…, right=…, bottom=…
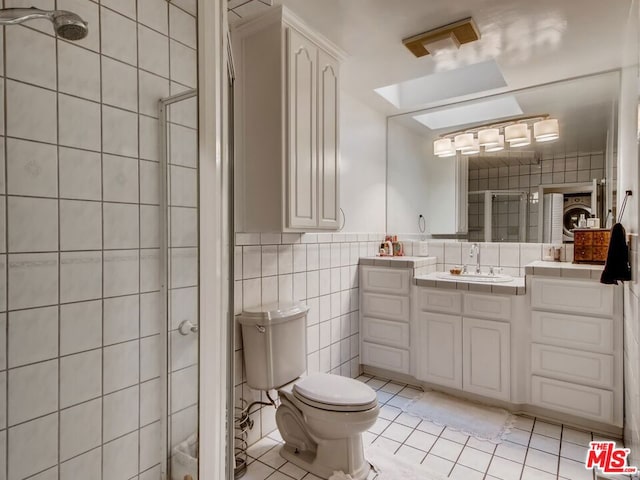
left=463, top=317, right=510, bottom=401
left=317, top=50, right=340, bottom=229
left=287, top=28, right=317, bottom=229
left=416, top=312, right=462, bottom=389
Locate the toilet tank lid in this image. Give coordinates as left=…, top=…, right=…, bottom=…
left=293, top=373, right=378, bottom=406
left=237, top=302, right=309, bottom=325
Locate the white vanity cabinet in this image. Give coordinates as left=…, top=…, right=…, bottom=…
left=232, top=7, right=344, bottom=232
left=529, top=276, right=623, bottom=426
left=414, top=288, right=512, bottom=402
left=360, top=266, right=412, bottom=374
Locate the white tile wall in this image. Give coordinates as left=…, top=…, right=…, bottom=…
left=234, top=232, right=385, bottom=446
left=0, top=1, right=199, bottom=478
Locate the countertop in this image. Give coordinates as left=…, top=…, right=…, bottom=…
left=414, top=272, right=526, bottom=295
left=525, top=260, right=604, bottom=279
left=359, top=256, right=436, bottom=268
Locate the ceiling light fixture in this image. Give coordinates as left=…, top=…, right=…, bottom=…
left=432, top=114, right=558, bottom=158
left=403, top=17, right=480, bottom=58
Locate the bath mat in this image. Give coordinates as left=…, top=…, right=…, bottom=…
left=328, top=444, right=448, bottom=480
left=401, top=390, right=515, bottom=443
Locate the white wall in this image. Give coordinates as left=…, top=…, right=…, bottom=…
left=386, top=120, right=431, bottom=234
left=339, top=91, right=387, bottom=232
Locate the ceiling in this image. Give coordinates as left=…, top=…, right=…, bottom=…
left=275, top=0, right=635, bottom=116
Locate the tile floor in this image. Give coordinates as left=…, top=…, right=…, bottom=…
left=241, top=375, right=631, bottom=480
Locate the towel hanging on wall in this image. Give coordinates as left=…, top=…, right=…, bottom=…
left=600, top=222, right=631, bottom=284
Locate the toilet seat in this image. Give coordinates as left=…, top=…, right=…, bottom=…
left=292, top=373, right=378, bottom=412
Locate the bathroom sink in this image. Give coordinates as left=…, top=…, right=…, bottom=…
left=436, top=272, right=514, bottom=283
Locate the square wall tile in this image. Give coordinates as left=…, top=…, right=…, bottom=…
left=101, top=0, right=136, bottom=19
left=102, top=431, right=139, bottom=480
left=6, top=80, right=58, bottom=143
left=104, top=249, right=139, bottom=297
left=60, top=448, right=101, bottom=480
left=7, top=138, right=58, bottom=198
left=59, top=147, right=102, bottom=201
left=58, top=94, right=101, bottom=152
left=140, top=378, right=161, bottom=426
left=60, top=349, right=102, bottom=408
left=170, top=247, right=197, bottom=288
left=8, top=196, right=58, bottom=252
left=170, top=165, right=197, bottom=207
left=102, top=56, right=138, bottom=112
left=8, top=360, right=58, bottom=426
left=140, top=71, right=170, bottom=118
left=138, top=0, right=169, bottom=33
left=104, top=203, right=139, bottom=249
left=8, top=413, right=58, bottom=480
left=102, top=106, right=138, bottom=157
left=60, top=300, right=102, bottom=356
left=169, top=4, right=197, bottom=48
left=140, top=335, right=161, bottom=381
left=140, top=115, right=160, bottom=161
left=140, top=159, right=161, bottom=204
left=8, top=306, right=58, bottom=368
left=101, top=6, right=138, bottom=66
left=170, top=330, right=197, bottom=372
left=141, top=205, right=160, bottom=248
left=103, top=294, right=139, bottom=345
left=169, top=123, right=198, bottom=168
left=60, top=200, right=102, bottom=251
left=103, top=385, right=139, bottom=442
left=138, top=24, right=170, bottom=77
left=141, top=291, right=162, bottom=336
left=57, top=41, right=101, bottom=102
left=104, top=340, right=139, bottom=393
left=6, top=27, right=56, bottom=89
left=60, top=398, right=101, bottom=461
left=140, top=421, right=161, bottom=471
left=8, top=253, right=58, bottom=310
left=170, top=40, right=197, bottom=87
left=60, top=251, right=102, bottom=303
left=141, top=249, right=160, bottom=292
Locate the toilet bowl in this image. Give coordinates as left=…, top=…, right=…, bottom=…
left=276, top=373, right=379, bottom=480
left=237, top=303, right=379, bottom=479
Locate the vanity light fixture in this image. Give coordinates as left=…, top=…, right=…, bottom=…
left=433, top=138, right=456, bottom=157
left=509, top=128, right=531, bottom=147
left=504, top=123, right=529, bottom=143
left=533, top=118, right=559, bottom=142
left=478, top=128, right=500, bottom=147
left=461, top=139, right=480, bottom=155
left=484, top=134, right=505, bottom=152
left=454, top=133, right=475, bottom=151
left=432, top=114, right=558, bottom=158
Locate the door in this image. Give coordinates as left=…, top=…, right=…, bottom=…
left=463, top=317, right=510, bottom=401
left=416, top=312, right=463, bottom=389
left=287, top=28, right=318, bottom=229
left=317, top=49, right=340, bottom=228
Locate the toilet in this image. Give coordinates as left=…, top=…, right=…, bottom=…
left=238, top=302, right=379, bottom=480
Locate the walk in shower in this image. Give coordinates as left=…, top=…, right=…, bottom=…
left=0, top=1, right=200, bottom=479
left=468, top=190, right=529, bottom=242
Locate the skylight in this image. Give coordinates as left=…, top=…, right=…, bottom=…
left=374, top=60, right=508, bottom=109
left=412, top=96, right=524, bottom=130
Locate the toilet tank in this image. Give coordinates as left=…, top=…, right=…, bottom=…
left=237, top=302, right=309, bottom=390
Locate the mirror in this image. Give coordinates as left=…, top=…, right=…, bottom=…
left=386, top=70, right=620, bottom=242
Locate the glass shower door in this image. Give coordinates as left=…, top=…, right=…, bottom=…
left=160, top=90, right=200, bottom=480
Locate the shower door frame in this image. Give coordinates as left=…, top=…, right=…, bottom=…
left=469, top=190, right=528, bottom=242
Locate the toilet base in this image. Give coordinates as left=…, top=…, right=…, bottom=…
left=279, top=437, right=372, bottom=480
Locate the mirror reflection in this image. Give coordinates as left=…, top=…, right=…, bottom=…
left=386, top=71, right=619, bottom=243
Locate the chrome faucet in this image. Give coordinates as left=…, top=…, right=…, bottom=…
left=470, top=243, right=481, bottom=274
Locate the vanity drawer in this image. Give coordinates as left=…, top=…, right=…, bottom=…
left=362, top=317, right=410, bottom=349
left=531, top=375, right=613, bottom=424
left=531, top=344, right=614, bottom=389
left=531, top=277, right=614, bottom=317
left=362, top=341, right=410, bottom=374
left=463, top=293, right=511, bottom=321
left=418, top=288, right=461, bottom=315
left=531, top=311, right=613, bottom=353
left=361, top=267, right=411, bottom=295
left=362, top=293, right=410, bottom=322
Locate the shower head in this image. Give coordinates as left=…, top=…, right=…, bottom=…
left=0, top=7, right=88, bottom=41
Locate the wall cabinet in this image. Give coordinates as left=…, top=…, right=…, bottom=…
left=232, top=7, right=344, bottom=232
